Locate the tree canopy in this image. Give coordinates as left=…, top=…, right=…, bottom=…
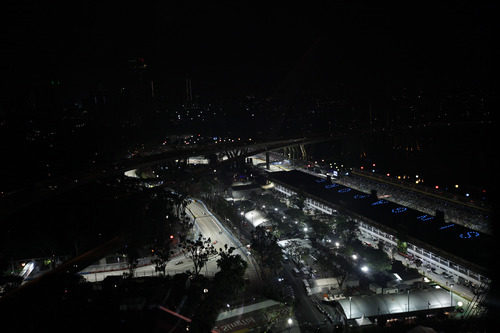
left=214, top=244, right=248, bottom=295
left=251, top=226, right=283, bottom=273
left=180, top=235, right=217, bottom=276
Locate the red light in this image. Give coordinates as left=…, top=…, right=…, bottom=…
left=386, top=173, right=390, bottom=177
left=435, top=185, right=439, bottom=189
left=372, top=163, right=376, bottom=167
left=169, top=235, right=174, bottom=239
left=482, top=189, right=486, bottom=193
left=360, top=166, right=364, bottom=170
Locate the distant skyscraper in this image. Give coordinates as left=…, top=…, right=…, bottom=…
left=185, top=77, right=193, bottom=104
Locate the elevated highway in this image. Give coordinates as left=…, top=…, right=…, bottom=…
left=0, top=135, right=332, bottom=220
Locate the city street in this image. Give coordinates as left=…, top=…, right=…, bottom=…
left=282, top=262, right=336, bottom=332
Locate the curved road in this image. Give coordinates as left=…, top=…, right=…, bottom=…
left=82, top=200, right=260, bottom=282
left=186, top=200, right=260, bottom=281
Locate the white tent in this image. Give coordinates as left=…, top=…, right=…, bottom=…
left=312, top=278, right=339, bottom=289
left=355, top=314, right=373, bottom=327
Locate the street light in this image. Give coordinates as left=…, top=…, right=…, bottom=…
left=361, top=265, right=368, bottom=272
left=287, top=318, right=293, bottom=333
left=352, top=254, right=358, bottom=260
left=450, top=284, right=454, bottom=307
left=407, top=290, right=410, bottom=312
left=349, top=296, right=352, bottom=319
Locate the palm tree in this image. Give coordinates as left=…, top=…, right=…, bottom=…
left=173, top=193, right=189, bottom=218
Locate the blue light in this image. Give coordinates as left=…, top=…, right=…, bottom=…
left=315, top=179, right=326, bottom=183
left=391, top=207, right=407, bottom=214
left=417, top=215, right=434, bottom=222
left=459, top=231, right=480, bottom=239
left=354, top=194, right=369, bottom=199
left=439, top=224, right=455, bottom=230
left=371, top=199, right=388, bottom=206
left=338, top=188, right=351, bottom=193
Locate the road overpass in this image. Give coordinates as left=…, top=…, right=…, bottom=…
left=0, top=135, right=332, bottom=221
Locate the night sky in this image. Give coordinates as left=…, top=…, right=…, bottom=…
left=1, top=1, right=496, bottom=99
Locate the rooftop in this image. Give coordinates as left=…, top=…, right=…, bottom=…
left=213, top=300, right=296, bottom=333
left=337, top=289, right=454, bottom=319
left=268, top=171, right=492, bottom=273
left=391, top=261, right=421, bottom=282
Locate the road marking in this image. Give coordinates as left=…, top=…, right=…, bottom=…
left=193, top=215, right=212, bottom=219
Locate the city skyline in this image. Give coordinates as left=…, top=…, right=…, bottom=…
left=0, top=2, right=497, bottom=332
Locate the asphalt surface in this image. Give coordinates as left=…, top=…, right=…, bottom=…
left=186, top=199, right=260, bottom=281
left=81, top=199, right=260, bottom=282
left=282, top=261, right=336, bottom=332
